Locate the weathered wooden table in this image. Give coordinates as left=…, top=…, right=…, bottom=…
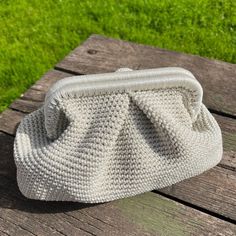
left=0, top=35, right=236, bottom=236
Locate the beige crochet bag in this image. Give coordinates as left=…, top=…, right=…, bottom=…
left=14, top=67, right=223, bottom=203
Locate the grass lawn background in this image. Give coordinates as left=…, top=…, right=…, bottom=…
left=0, top=0, right=235, bottom=112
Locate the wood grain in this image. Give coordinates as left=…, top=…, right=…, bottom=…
left=0, top=109, right=25, bottom=135
left=214, top=114, right=236, bottom=153
left=160, top=165, right=236, bottom=221
left=212, top=114, right=236, bottom=171
left=10, top=99, right=43, bottom=113
left=0, top=132, right=15, bottom=179
left=56, top=34, right=236, bottom=117
left=219, top=151, right=236, bottom=171
left=30, top=69, right=73, bottom=93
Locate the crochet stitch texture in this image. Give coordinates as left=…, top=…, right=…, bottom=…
left=14, top=67, right=223, bottom=203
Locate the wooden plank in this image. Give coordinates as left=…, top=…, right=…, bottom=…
left=30, top=69, right=73, bottom=93
left=0, top=217, right=35, bottom=236
left=219, top=151, right=236, bottom=171
left=56, top=34, right=236, bottom=116
left=20, top=70, right=72, bottom=102
left=0, top=206, right=64, bottom=236
left=213, top=114, right=236, bottom=171
left=0, top=109, right=25, bottom=135
left=21, top=88, right=46, bottom=102
left=0, top=176, right=235, bottom=236
left=114, top=192, right=236, bottom=236
left=160, top=166, right=236, bottom=221
left=9, top=70, right=74, bottom=114
left=0, top=132, right=15, bottom=179
left=214, top=114, right=236, bottom=153
left=10, top=99, right=43, bottom=113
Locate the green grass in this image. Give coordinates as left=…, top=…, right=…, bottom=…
left=0, top=0, right=235, bottom=112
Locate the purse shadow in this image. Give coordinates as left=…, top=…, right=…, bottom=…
left=0, top=132, right=98, bottom=214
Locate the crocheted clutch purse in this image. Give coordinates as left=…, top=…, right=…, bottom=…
left=14, top=67, right=223, bottom=203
